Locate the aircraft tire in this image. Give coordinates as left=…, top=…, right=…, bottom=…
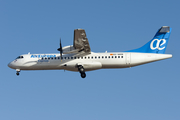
left=78, top=66, right=85, bottom=73
left=16, top=72, right=19, bottom=76
left=79, top=68, right=84, bottom=73
left=81, top=73, right=86, bottom=78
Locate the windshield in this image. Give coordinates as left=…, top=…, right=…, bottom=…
left=16, top=56, right=24, bottom=59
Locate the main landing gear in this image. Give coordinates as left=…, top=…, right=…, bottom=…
left=78, top=66, right=86, bottom=78
left=16, top=69, right=20, bottom=76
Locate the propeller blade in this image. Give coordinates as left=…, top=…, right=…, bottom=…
left=60, top=38, right=62, bottom=50
left=60, top=39, right=63, bottom=60
left=57, top=38, right=63, bottom=61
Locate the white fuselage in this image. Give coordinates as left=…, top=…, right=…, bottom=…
left=8, top=52, right=172, bottom=72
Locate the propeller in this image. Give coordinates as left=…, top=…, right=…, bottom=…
left=57, top=38, right=63, bottom=61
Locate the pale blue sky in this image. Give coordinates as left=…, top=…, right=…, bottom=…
left=0, top=0, right=180, bottom=120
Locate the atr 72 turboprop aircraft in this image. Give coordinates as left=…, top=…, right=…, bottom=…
left=8, top=26, right=172, bottom=78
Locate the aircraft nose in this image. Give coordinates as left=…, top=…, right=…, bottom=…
left=8, top=62, right=14, bottom=69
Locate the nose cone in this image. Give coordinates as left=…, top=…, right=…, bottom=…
left=8, top=62, right=15, bottom=69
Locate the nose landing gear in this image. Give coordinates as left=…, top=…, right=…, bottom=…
left=16, top=69, right=20, bottom=76
left=78, top=66, right=86, bottom=78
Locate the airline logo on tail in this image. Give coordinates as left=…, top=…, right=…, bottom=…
left=150, top=39, right=166, bottom=50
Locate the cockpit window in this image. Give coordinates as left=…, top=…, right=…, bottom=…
left=16, top=56, right=24, bottom=59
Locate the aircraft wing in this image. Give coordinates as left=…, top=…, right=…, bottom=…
left=73, top=29, right=91, bottom=54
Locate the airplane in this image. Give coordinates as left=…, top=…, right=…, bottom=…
left=8, top=26, right=172, bottom=78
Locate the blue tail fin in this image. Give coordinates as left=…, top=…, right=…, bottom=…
left=126, top=26, right=172, bottom=54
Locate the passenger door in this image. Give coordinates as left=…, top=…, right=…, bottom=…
left=126, top=53, right=131, bottom=66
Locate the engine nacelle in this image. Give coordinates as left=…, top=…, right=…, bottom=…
left=62, top=45, right=79, bottom=54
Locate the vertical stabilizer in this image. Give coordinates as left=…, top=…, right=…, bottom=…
left=126, top=26, right=172, bottom=54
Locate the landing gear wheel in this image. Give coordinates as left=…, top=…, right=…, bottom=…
left=78, top=65, right=86, bottom=78
left=81, top=73, right=86, bottom=78
left=78, top=66, right=85, bottom=73
left=79, top=68, right=84, bottom=73
left=16, top=72, right=19, bottom=76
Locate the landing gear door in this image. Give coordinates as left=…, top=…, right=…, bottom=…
left=126, top=53, right=131, bottom=66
